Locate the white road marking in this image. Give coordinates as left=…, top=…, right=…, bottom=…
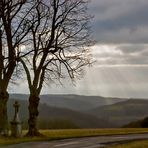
left=54, top=141, right=79, bottom=147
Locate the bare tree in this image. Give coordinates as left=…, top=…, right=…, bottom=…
left=0, top=0, right=35, bottom=135
left=20, top=0, right=93, bottom=136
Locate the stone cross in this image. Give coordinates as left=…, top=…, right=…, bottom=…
left=10, top=101, right=22, bottom=137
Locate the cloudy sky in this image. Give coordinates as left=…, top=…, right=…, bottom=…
left=9, top=0, right=148, bottom=98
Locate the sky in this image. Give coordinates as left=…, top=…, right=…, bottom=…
left=9, top=0, right=148, bottom=98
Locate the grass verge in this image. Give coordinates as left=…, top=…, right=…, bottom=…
left=0, top=128, right=148, bottom=146
left=107, top=140, right=148, bottom=148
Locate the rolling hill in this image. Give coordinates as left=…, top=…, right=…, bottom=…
left=8, top=99, right=116, bottom=129
left=9, top=94, right=148, bottom=127
left=90, top=99, right=148, bottom=127
left=10, top=94, right=125, bottom=111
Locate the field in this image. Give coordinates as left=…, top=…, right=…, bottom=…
left=0, top=128, right=148, bottom=146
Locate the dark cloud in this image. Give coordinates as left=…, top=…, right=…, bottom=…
left=89, top=0, right=148, bottom=43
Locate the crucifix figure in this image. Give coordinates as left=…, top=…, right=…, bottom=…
left=13, top=101, right=20, bottom=119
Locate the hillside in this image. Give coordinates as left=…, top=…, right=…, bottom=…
left=8, top=99, right=115, bottom=129
left=123, top=116, right=148, bottom=128
left=90, top=99, right=148, bottom=127
left=10, top=94, right=125, bottom=111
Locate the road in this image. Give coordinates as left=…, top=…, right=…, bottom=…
left=1, top=133, right=148, bottom=148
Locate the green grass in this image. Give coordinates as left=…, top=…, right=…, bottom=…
left=1, top=128, right=148, bottom=146
left=107, top=140, right=148, bottom=148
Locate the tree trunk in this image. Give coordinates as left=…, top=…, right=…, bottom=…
left=0, top=91, right=9, bottom=136
left=26, top=95, right=42, bottom=136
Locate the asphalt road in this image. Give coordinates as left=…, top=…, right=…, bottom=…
left=1, top=133, right=148, bottom=148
